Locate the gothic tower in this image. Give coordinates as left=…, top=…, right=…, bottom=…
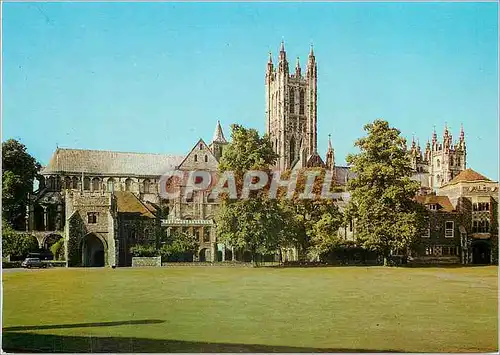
left=210, top=120, right=228, bottom=161
left=428, top=124, right=467, bottom=190
left=266, top=42, right=318, bottom=171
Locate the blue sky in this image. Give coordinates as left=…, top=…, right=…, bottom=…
left=2, top=2, right=498, bottom=179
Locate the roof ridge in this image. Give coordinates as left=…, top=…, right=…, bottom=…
left=56, top=147, right=184, bottom=157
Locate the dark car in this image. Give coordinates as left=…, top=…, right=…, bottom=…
left=21, top=258, right=46, bottom=269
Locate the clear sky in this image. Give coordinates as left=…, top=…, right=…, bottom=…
left=2, top=2, right=498, bottom=180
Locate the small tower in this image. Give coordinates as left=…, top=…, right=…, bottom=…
left=325, top=134, right=335, bottom=171
left=210, top=120, right=227, bottom=161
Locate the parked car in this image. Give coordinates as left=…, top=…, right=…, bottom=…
left=21, top=258, right=46, bottom=269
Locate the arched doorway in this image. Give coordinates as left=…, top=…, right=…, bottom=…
left=472, top=241, right=491, bottom=265
left=199, top=248, right=209, bottom=262
left=82, top=234, right=106, bottom=267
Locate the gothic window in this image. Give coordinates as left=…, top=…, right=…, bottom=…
left=299, top=89, right=305, bottom=115
left=92, top=177, right=100, bottom=191
left=194, top=154, right=198, bottom=162
left=48, top=176, right=55, bottom=190
left=128, top=228, right=136, bottom=241
left=125, top=178, right=133, bottom=191
left=289, top=88, right=295, bottom=114
left=87, top=212, right=98, bottom=224
left=204, top=155, right=208, bottom=162
left=64, top=177, right=72, bottom=189
left=72, top=177, right=79, bottom=189
left=144, top=179, right=151, bottom=194
left=83, top=177, right=90, bottom=190
left=289, top=137, right=296, bottom=164
left=107, top=178, right=115, bottom=192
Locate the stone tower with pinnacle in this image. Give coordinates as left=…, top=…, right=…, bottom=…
left=265, top=41, right=319, bottom=171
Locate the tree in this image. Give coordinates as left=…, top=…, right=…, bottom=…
left=159, top=230, right=199, bottom=262
left=345, top=119, right=427, bottom=265
left=218, top=124, right=278, bottom=177
left=279, top=168, right=344, bottom=261
left=217, top=197, right=293, bottom=265
left=2, top=218, right=39, bottom=260
left=2, top=139, right=40, bottom=230
left=215, top=124, right=291, bottom=265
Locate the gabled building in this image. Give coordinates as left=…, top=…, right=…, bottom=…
left=413, top=169, right=498, bottom=265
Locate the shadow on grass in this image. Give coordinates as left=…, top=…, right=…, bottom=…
left=2, top=332, right=401, bottom=353
left=3, top=319, right=164, bottom=332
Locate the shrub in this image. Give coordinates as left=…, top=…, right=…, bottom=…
left=50, top=239, right=65, bottom=261
left=130, top=245, right=158, bottom=257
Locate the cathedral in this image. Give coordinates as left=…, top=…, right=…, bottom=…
left=25, top=42, right=497, bottom=267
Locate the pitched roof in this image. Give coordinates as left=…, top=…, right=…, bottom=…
left=415, top=195, right=455, bottom=212
left=114, top=191, right=155, bottom=218
left=212, top=120, right=227, bottom=144
left=41, top=148, right=184, bottom=176
left=334, top=166, right=357, bottom=185
left=445, top=168, right=491, bottom=186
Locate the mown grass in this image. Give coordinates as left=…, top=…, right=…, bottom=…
left=2, top=266, right=497, bottom=352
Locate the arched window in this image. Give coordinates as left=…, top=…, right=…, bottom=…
left=289, top=88, right=295, bottom=114
left=194, top=154, right=198, bottom=162
left=204, top=155, right=208, bottom=162
left=72, top=177, right=79, bottom=189
left=48, top=176, right=55, bottom=190
left=144, top=179, right=151, bottom=194
left=457, top=156, right=461, bottom=166
left=107, top=178, right=115, bottom=192
left=92, top=177, right=100, bottom=191
left=125, top=178, right=133, bottom=191
left=299, top=89, right=305, bottom=115
left=64, top=177, right=72, bottom=189
left=436, top=159, right=440, bottom=168
left=83, top=177, right=90, bottom=190
left=450, top=156, right=454, bottom=166
left=199, top=143, right=203, bottom=150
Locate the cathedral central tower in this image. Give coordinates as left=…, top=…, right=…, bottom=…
left=266, top=42, right=318, bottom=171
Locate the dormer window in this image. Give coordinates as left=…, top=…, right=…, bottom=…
left=429, top=204, right=438, bottom=211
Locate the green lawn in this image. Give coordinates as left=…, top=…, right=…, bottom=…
left=2, top=266, right=498, bottom=353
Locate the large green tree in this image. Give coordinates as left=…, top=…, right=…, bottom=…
left=215, top=124, right=294, bottom=265
left=2, top=139, right=40, bottom=230
left=279, top=168, right=344, bottom=261
left=345, top=119, right=427, bottom=265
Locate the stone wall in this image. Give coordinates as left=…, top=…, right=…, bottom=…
left=132, top=256, right=161, bottom=267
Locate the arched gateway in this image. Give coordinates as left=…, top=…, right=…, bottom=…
left=82, top=233, right=106, bottom=267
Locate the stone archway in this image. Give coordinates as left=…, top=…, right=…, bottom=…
left=199, top=248, right=209, bottom=262
left=82, top=233, right=106, bottom=267
left=472, top=240, right=491, bottom=265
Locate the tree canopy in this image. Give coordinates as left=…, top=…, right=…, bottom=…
left=2, top=139, right=40, bottom=230
left=345, top=119, right=426, bottom=264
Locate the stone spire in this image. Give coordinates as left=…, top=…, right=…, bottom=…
left=325, top=134, right=335, bottom=172
left=212, top=120, right=227, bottom=144
left=432, top=125, right=438, bottom=150
left=295, top=57, right=301, bottom=77
left=459, top=123, right=466, bottom=150
left=424, top=139, right=431, bottom=162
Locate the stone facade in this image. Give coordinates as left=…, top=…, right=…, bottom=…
left=409, top=124, right=467, bottom=191
left=24, top=43, right=496, bottom=266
